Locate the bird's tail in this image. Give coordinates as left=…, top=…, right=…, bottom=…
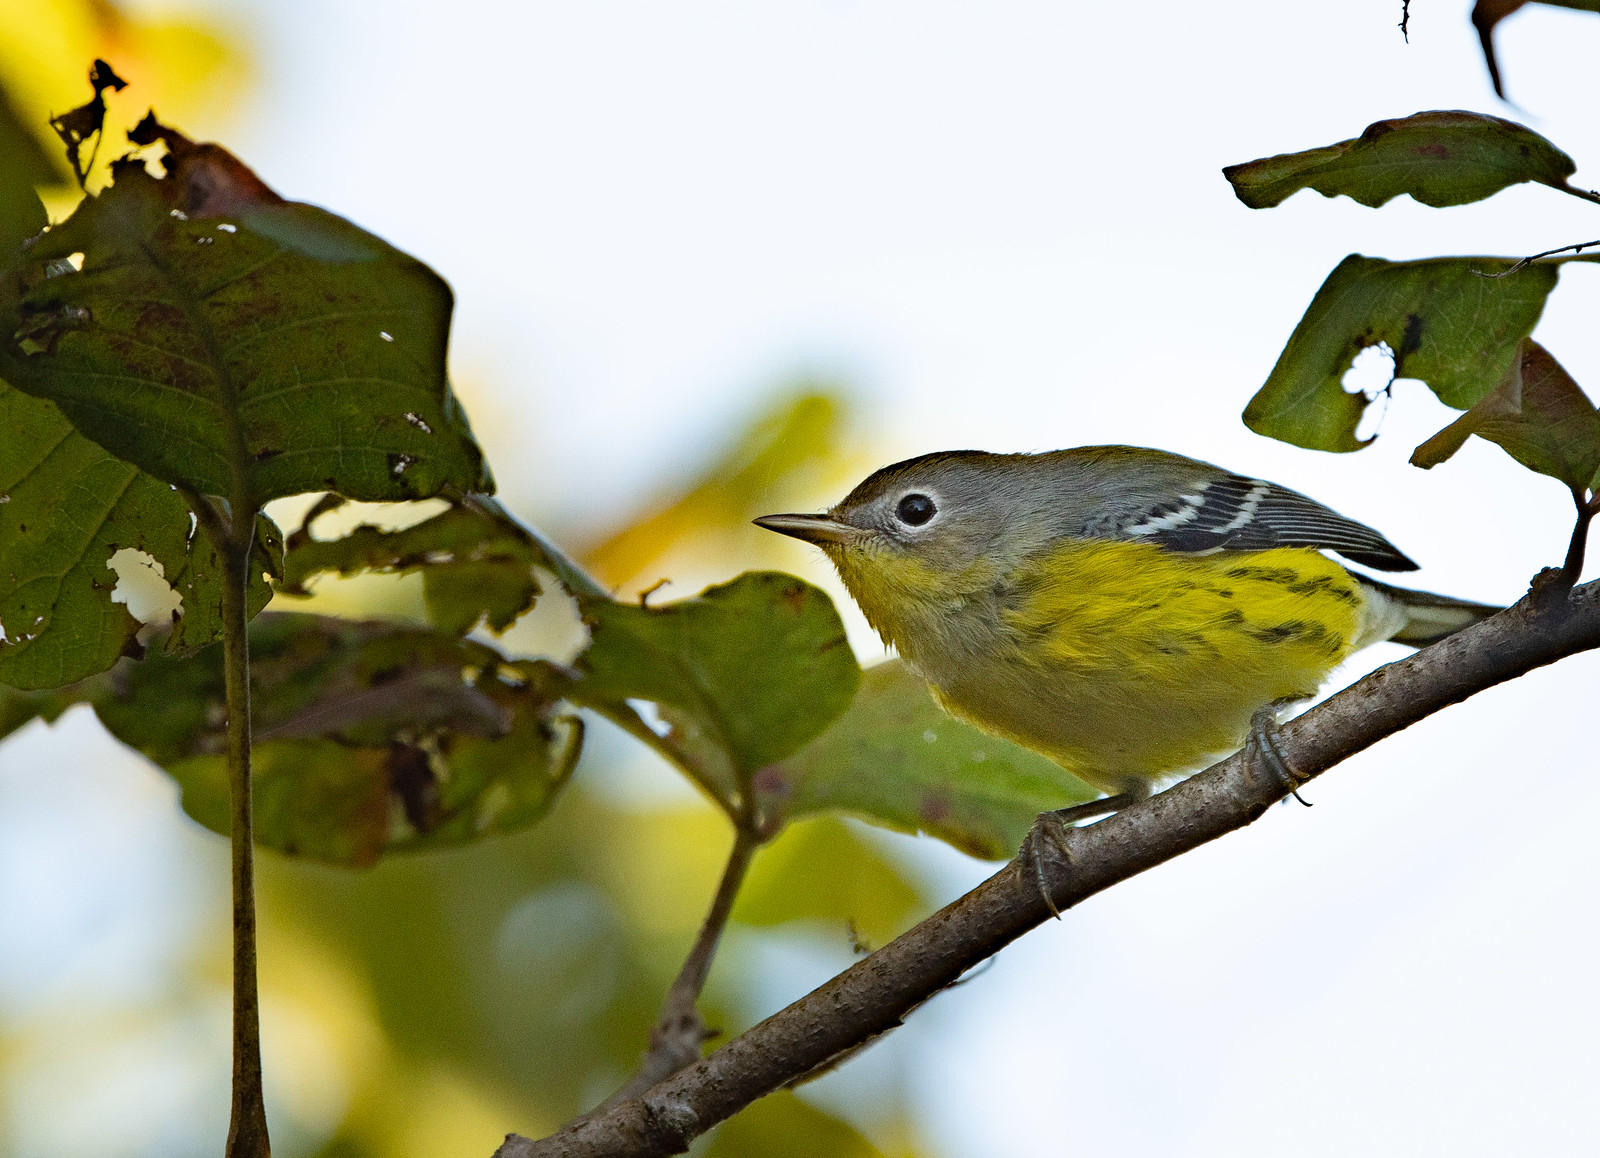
left=1355, top=576, right=1503, bottom=649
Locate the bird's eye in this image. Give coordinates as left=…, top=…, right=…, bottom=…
left=895, top=493, right=936, bottom=526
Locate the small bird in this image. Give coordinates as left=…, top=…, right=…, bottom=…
left=756, top=445, right=1498, bottom=821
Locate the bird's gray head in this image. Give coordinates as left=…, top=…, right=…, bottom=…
left=754, top=451, right=1064, bottom=592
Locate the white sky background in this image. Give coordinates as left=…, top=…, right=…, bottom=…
left=6, top=0, right=1600, bottom=1155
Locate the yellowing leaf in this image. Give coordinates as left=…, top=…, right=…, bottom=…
left=1412, top=339, right=1600, bottom=489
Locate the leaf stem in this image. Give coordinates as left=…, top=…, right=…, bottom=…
left=204, top=503, right=270, bottom=1158
left=594, top=824, right=762, bottom=1112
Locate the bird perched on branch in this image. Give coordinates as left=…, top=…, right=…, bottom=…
left=756, top=445, right=1498, bottom=825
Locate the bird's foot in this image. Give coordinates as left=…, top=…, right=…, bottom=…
left=1017, top=793, right=1136, bottom=919
left=1019, top=810, right=1074, bottom=920
left=1247, top=704, right=1310, bottom=805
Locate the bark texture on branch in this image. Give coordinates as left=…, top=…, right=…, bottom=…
left=499, top=583, right=1600, bottom=1158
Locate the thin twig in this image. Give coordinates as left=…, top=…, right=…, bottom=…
left=499, top=578, right=1600, bottom=1158
left=1478, top=238, right=1600, bottom=279
left=1399, top=0, right=1411, bottom=42
left=591, top=825, right=762, bottom=1113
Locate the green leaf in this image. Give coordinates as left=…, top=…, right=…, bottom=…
left=766, top=660, right=1099, bottom=861
left=1223, top=110, right=1587, bottom=210
left=1, top=137, right=490, bottom=506
left=1243, top=254, right=1560, bottom=452
left=91, top=612, right=581, bottom=865
left=280, top=496, right=553, bottom=635
left=0, top=81, right=56, bottom=251
left=0, top=378, right=277, bottom=689
left=1412, top=339, right=1600, bottom=488
left=571, top=572, right=860, bottom=815
left=0, top=680, right=95, bottom=744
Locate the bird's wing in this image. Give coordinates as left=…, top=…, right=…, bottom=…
left=1109, top=472, right=1418, bottom=572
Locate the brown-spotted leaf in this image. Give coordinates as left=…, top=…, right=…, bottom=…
left=570, top=572, right=860, bottom=816
left=1224, top=111, right=1585, bottom=209
left=1, top=120, right=490, bottom=506
left=1412, top=339, right=1600, bottom=489
left=91, top=612, right=581, bottom=864
left=1243, top=254, right=1560, bottom=452
left=764, top=660, right=1099, bottom=860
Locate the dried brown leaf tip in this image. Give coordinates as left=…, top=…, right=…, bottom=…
left=49, top=59, right=128, bottom=187
left=128, top=110, right=284, bottom=217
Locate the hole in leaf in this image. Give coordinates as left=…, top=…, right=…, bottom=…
left=403, top=411, right=433, bottom=434
left=627, top=699, right=672, bottom=738
left=1342, top=343, right=1395, bottom=398
left=216, top=223, right=237, bottom=233
left=44, top=253, right=85, bottom=279
left=1343, top=343, right=1397, bottom=443
left=107, top=548, right=183, bottom=638
left=379, top=331, right=394, bottom=342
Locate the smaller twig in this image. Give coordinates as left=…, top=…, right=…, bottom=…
left=593, top=826, right=762, bottom=1112
left=1531, top=487, right=1596, bottom=611
left=1478, top=239, right=1600, bottom=279
left=1399, top=0, right=1411, bottom=42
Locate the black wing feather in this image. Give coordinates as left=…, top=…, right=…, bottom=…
left=1120, top=473, right=1418, bottom=572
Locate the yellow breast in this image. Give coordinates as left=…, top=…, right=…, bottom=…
left=898, top=539, right=1368, bottom=795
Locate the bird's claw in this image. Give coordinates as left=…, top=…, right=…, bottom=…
left=1019, top=810, right=1074, bottom=919
left=1247, top=704, right=1308, bottom=802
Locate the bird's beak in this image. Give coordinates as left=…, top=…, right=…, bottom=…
left=753, top=512, right=859, bottom=545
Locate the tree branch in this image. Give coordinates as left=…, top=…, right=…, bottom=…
left=497, top=579, right=1600, bottom=1158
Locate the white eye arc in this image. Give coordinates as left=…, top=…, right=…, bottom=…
left=895, top=492, right=937, bottom=527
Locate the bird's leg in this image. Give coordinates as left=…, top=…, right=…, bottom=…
left=1246, top=702, right=1310, bottom=804
left=1051, top=794, right=1139, bottom=826
left=1018, top=792, right=1139, bottom=919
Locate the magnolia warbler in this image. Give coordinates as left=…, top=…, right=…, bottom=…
left=756, top=445, right=1497, bottom=819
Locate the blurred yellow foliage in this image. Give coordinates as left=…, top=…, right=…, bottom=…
left=735, top=816, right=923, bottom=949
left=0, top=0, right=247, bottom=210
left=581, top=388, right=870, bottom=598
